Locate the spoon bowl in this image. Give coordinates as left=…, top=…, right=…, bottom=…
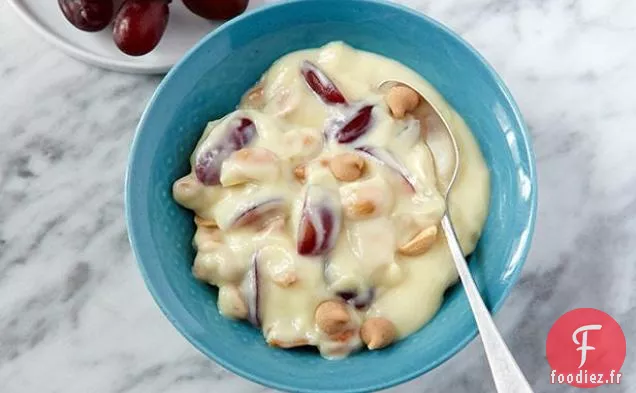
left=379, top=80, right=459, bottom=198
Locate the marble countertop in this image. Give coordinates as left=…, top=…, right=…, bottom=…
left=1, top=1, right=634, bottom=392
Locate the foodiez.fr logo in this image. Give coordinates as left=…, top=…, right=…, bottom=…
left=546, top=308, right=626, bottom=387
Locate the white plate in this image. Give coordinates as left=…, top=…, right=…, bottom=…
left=8, top=0, right=269, bottom=74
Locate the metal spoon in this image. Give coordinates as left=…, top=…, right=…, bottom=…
left=379, top=80, right=534, bottom=393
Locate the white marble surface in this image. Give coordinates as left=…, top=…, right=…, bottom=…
left=1, top=0, right=634, bottom=392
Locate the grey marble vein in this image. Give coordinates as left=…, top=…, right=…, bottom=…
left=1, top=0, right=635, bottom=392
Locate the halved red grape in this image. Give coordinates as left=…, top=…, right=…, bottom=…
left=182, top=0, right=249, bottom=20
left=58, top=0, right=114, bottom=32
left=195, top=117, right=256, bottom=185
left=297, top=217, right=317, bottom=255
left=328, top=105, right=374, bottom=144
left=355, top=146, right=415, bottom=191
left=230, top=198, right=286, bottom=228
left=113, top=0, right=170, bottom=56
left=300, top=61, right=347, bottom=105
left=336, top=290, right=356, bottom=302
left=243, top=251, right=261, bottom=327
left=297, top=186, right=342, bottom=256
left=337, top=288, right=375, bottom=310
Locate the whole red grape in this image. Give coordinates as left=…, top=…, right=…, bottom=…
left=113, top=0, right=170, bottom=56
left=182, top=0, right=249, bottom=20
left=58, top=0, right=114, bottom=32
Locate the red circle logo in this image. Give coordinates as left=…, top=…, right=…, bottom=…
left=546, top=308, right=626, bottom=388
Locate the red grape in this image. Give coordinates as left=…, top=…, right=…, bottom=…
left=297, top=186, right=341, bottom=256
left=356, top=146, right=416, bottom=191
left=229, top=198, right=286, bottom=229
left=58, top=0, right=114, bottom=32
left=195, top=117, right=257, bottom=185
left=330, top=105, right=374, bottom=144
left=337, top=288, right=375, bottom=310
left=113, top=0, right=170, bottom=56
left=300, top=61, right=347, bottom=105
left=182, top=0, right=249, bottom=20
left=243, top=251, right=261, bottom=327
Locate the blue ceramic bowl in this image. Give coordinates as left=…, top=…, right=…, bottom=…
left=125, top=1, right=537, bottom=392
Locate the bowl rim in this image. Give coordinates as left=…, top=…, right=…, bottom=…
left=125, top=1, right=538, bottom=392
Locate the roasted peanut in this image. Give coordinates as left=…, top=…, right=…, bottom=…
left=193, top=248, right=243, bottom=284
left=194, top=226, right=223, bottom=252
left=272, top=271, right=298, bottom=288
left=220, top=147, right=280, bottom=186
left=329, top=329, right=356, bottom=343
left=268, top=338, right=310, bottom=348
left=191, top=261, right=207, bottom=282
left=240, top=84, right=265, bottom=109
left=293, top=164, right=306, bottom=183
left=261, top=244, right=298, bottom=286
left=385, top=85, right=420, bottom=119
left=398, top=225, right=438, bottom=256
left=217, top=285, right=248, bottom=320
left=233, top=147, right=278, bottom=163
left=268, top=87, right=301, bottom=118
left=172, top=174, right=202, bottom=209
left=361, top=317, right=396, bottom=350
left=344, top=199, right=376, bottom=219
left=283, top=128, right=323, bottom=165
left=194, top=215, right=217, bottom=228
left=329, top=153, right=365, bottom=182
left=315, top=300, right=351, bottom=335
left=340, top=178, right=392, bottom=220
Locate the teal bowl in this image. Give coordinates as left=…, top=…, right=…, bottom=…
left=125, top=1, right=537, bottom=392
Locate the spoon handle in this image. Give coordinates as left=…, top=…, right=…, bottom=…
left=441, top=214, right=534, bottom=393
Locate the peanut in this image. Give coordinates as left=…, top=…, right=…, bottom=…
left=240, top=84, right=265, bottom=109
left=232, top=147, right=278, bottom=163
left=398, top=225, right=438, bottom=256
left=172, top=174, right=202, bottom=209
left=193, top=248, right=243, bottom=284
left=268, top=338, right=309, bottom=348
left=272, top=271, right=298, bottom=288
left=264, top=88, right=301, bottom=118
left=361, top=317, right=396, bottom=350
left=344, top=199, right=376, bottom=219
left=216, top=257, right=245, bottom=283
left=315, top=300, right=351, bottom=335
left=329, top=329, right=356, bottom=343
left=329, top=153, right=365, bottom=182
left=194, top=215, right=217, bottom=228
left=340, top=178, right=391, bottom=220
left=221, top=148, right=279, bottom=186
left=194, top=226, right=223, bottom=252
left=217, top=285, right=248, bottom=320
left=385, top=85, right=420, bottom=119
left=302, top=134, right=317, bottom=147
left=293, top=164, right=306, bottom=183
left=283, top=128, right=323, bottom=165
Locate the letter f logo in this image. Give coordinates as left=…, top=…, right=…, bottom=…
left=573, top=324, right=602, bottom=368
